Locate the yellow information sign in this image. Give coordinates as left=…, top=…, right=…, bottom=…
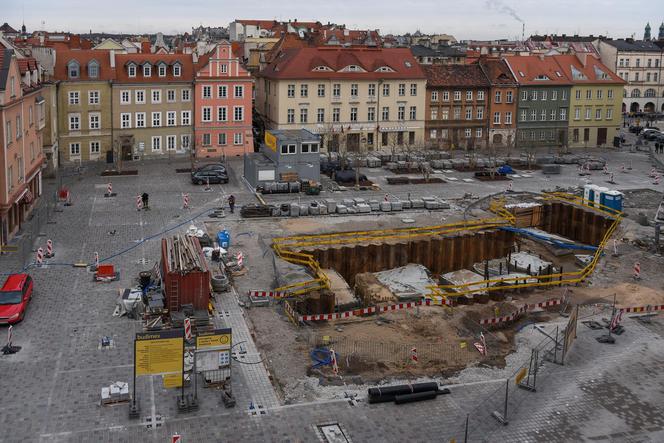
left=515, top=367, right=528, bottom=385
left=196, top=328, right=232, bottom=350
left=265, top=131, right=277, bottom=151
left=163, top=373, right=182, bottom=388
left=135, top=329, right=184, bottom=376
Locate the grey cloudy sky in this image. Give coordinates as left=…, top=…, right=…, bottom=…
left=3, top=0, right=657, bottom=40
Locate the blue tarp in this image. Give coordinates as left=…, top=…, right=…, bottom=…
left=500, top=226, right=598, bottom=251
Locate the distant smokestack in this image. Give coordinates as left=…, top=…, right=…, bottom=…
left=522, top=23, right=525, bottom=41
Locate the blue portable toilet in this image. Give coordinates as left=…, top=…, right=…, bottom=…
left=217, top=230, right=230, bottom=249
left=584, top=184, right=599, bottom=206
left=602, top=190, right=623, bottom=213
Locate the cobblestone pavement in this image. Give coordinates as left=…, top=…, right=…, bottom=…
left=0, top=155, right=663, bottom=442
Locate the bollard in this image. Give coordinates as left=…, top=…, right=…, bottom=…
left=183, top=193, right=190, bottom=209
left=136, top=195, right=143, bottom=211
left=45, top=239, right=54, bottom=258
left=36, top=247, right=44, bottom=266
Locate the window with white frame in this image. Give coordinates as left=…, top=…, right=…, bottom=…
left=454, top=107, right=461, bottom=119
left=595, top=108, right=602, bottom=119
left=143, top=64, right=151, bottom=77
left=217, top=106, right=227, bottom=122
left=218, top=85, right=227, bottom=98
left=181, top=110, right=190, bottom=125
left=368, top=83, right=375, bottom=97
left=597, top=89, right=603, bottom=99
left=318, top=84, right=325, bottom=97
left=121, top=113, right=131, bottom=128
left=287, top=84, right=295, bottom=98
left=398, top=83, right=406, bottom=96
left=464, top=128, right=471, bottom=138
left=181, top=134, right=190, bottom=148
left=152, top=112, right=161, bottom=127
left=586, top=89, right=592, bottom=99
left=532, top=91, right=538, bottom=100
left=465, top=108, right=472, bottom=120
left=218, top=133, right=227, bottom=145
left=89, top=112, right=100, bottom=130
left=606, top=109, right=613, bottom=119
left=333, top=108, right=340, bottom=122
left=68, top=113, right=80, bottom=130
left=477, top=90, right=484, bottom=100
left=409, top=106, right=417, bottom=120
left=398, top=106, right=405, bottom=120
left=607, top=90, right=614, bottom=99
left=158, top=64, right=166, bottom=77
left=476, top=108, right=483, bottom=119
left=299, top=108, right=307, bottom=123
left=280, top=144, right=296, bottom=155
left=521, top=90, right=528, bottom=100
left=317, top=108, right=325, bottom=123
left=234, top=133, right=243, bottom=145
left=585, top=108, right=591, bottom=120
left=443, top=91, right=449, bottom=101
left=382, top=84, right=390, bottom=97
left=151, top=89, right=161, bottom=104
left=540, top=110, right=546, bottom=121
left=90, top=141, right=100, bottom=155
left=202, top=133, right=211, bottom=146
left=466, top=90, right=473, bottom=101
left=431, top=108, right=438, bottom=119
left=167, top=89, right=176, bottom=102
left=493, top=112, right=500, bottom=124
left=350, top=107, right=358, bottom=122
left=430, top=129, right=437, bottom=139
left=167, top=111, right=176, bottom=126
left=505, top=112, right=512, bottom=124
left=69, top=91, right=80, bottom=105
left=203, top=86, right=212, bottom=99
left=551, top=90, right=557, bottom=100
left=151, top=136, right=161, bottom=151
left=120, top=90, right=131, bottom=104
left=202, top=107, right=212, bottom=122
left=560, top=108, right=567, bottom=120
left=495, top=91, right=502, bottom=103
left=173, top=64, right=181, bottom=77
left=135, top=90, right=145, bottom=104
left=128, top=64, right=136, bottom=77
left=541, top=90, right=547, bottom=101
left=136, top=112, right=146, bottom=128
left=441, top=109, right=449, bottom=120
left=287, top=109, right=295, bottom=123
left=351, top=84, right=358, bottom=97
left=70, top=142, right=80, bottom=156
left=431, top=91, right=438, bottom=101
left=550, top=109, right=556, bottom=120
left=454, top=91, right=461, bottom=101
left=506, top=91, right=513, bottom=103
left=476, top=128, right=482, bottom=138
left=333, top=83, right=341, bottom=97
left=520, top=110, right=527, bottom=121
left=88, top=90, right=100, bottom=105
left=234, top=106, right=244, bottom=122
left=574, top=107, right=581, bottom=120
left=181, top=89, right=190, bottom=101
left=530, top=110, right=537, bottom=120
left=167, top=135, right=176, bottom=150
left=235, top=85, right=244, bottom=98
left=410, top=83, right=418, bottom=96
left=561, top=90, right=567, bottom=100
left=220, top=64, right=227, bottom=73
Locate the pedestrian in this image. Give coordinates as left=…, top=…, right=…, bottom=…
left=228, top=194, right=235, bottom=213
left=141, top=192, right=149, bottom=210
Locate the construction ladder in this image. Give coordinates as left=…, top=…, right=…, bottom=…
left=169, top=279, right=179, bottom=312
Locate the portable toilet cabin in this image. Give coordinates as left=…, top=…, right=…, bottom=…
left=601, top=190, right=623, bottom=214
left=594, top=187, right=609, bottom=208
left=583, top=184, right=599, bottom=207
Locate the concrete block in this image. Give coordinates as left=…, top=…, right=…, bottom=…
left=380, top=201, right=392, bottom=212
left=342, top=199, right=355, bottom=207
left=369, top=200, right=380, bottom=211
left=309, top=204, right=320, bottom=215
left=299, top=205, right=309, bottom=216
left=401, top=199, right=412, bottom=209
left=424, top=200, right=439, bottom=210
left=336, top=204, right=348, bottom=214
left=438, top=200, right=451, bottom=209
left=318, top=203, right=328, bottom=215
left=290, top=203, right=300, bottom=217
left=347, top=206, right=358, bottom=214
left=353, top=197, right=366, bottom=205
left=325, top=199, right=337, bottom=213
left=356, top=203, right=371, bottom=213
left=410, top=198, right=425, bottom=208
left=391, top=200, right=403, bottom=211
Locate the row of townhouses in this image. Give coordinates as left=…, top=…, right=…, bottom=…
left=255, top=47, right=625, bottom=153
left=54, top=41, right=253, bottom=163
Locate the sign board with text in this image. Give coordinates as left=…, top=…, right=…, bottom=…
left=196, top=328, right=232, bottom=351
left=135, top=329, right=184, bottom=376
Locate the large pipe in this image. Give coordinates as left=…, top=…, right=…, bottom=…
left=394, top=390, right=438, bottom=404
left=367, top=382, right=439, bottom=403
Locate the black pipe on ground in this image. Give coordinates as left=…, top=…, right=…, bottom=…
left=368, top=382, right=439, bottom=401
left=394, top=390, right=438, bottom=404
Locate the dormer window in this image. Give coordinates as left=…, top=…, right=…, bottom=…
left=173, top=63, right=181, bottom=77
left=158, top=63, right=166, bottom=77
left=128, top=64, right=136, bottom=77
left=143, top=64, right=151, bottom=77
left=88, top=60, right=99, bottom=78
left=67, top=60, right=80, bottom=79
left=312, top=65, right=332, bottom=72
left=375, top=66, right=395, bottom=72
left=342, top=65, right=364, bottom=72
left=534, top=74, right=550, bottom=81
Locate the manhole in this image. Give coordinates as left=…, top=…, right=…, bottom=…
left=317, top=423, right=350, bottom=443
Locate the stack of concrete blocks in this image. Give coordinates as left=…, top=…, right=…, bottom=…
left=367, top=156, right=382, bottom=168
left=410, top=198, right=425, bottom=209
left=380, top=201, right=392, bottom=212
left=325, top=199, right=337, bottom=213
left=309, top=202, right=320, bottom=215
left=368, top=200, right=380, bottom=211
left=102, top=382, right=130, bottom=404
left=290, top=203, right=300, bottom=217
left=336, top=204, right=348, bottom=214
left=402, top=199, right=412, bottom=209
left=391, top=200, right=403, bottom=211
left=318, top=203, right=328, bottom=215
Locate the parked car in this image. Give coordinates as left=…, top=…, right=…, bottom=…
left=0, top=273, right=34, bottom=324
left=629, top=125, right=644, bottom=134
left=191, top=169, right=229, bottom=185
left=192, top=163, right=227, bottom=175
left=643, top=129, right=662, bottom=140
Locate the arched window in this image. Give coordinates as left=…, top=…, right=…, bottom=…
left=631, top=89, right=641, bottom=98
left=644, top=88, right=656, bottom=97
left=67, top=60, right=80, bottom=79
left=87, top=60, right=99, bottom=78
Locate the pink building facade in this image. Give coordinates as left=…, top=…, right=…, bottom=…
left=0, top=49, right=45, bottom=247
left=194, top=42, right=253, bottom=159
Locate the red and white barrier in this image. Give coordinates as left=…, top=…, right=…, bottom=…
left=7, top=325, right=13, bottom=347
left=46, top=239, right=53, bottom=258
left=411, top=347, right=418, bottom=363
left=184, top=317, right=192, bottom=340
left=330, top=348, right=339, bottom=375
left=182, top=193, right=190, bottom=209
left=94, top=251, right=99, bottom=268
left=634, top=262, right=641, bottom=279
left=136, top=195, right=143, bottom=210
left=479, top=298, right=563, bottom=325
left=248, top=290, right=289, bottom=299
left=106, top=183, right=113, bottom=195
left=655, top=176, right=661, bottom=185
left=36, top=247, right=44, bottom=265
left=650, top=168, right=656, bottom=178
left=619, top=304, right=664, bottom=313
left=298, top=299, right=435, bottom=322
left=236, top=251, right=244, bottom=267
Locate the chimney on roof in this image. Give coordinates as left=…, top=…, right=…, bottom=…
left=538, top=54, right=545, bottom=61
left=141, top=41, right=151, bottom=54
left=71, top=34, right=80, bottom=48
left=110, top=49, right=115, bottom=68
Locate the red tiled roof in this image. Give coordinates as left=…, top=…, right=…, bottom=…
left=235, top=19, right=280, bottom=31
left=53, top=49, right=115, bottom=81
left=551, top=54, right=625, bottom=84
left=115, top=53, right=194, bottom=83
left=16, top=57, right=38, bottom=74
left=422, top=64, right=490, bottom=88
left=504, top=55, right=573, bottom=85
left=259, top=47, right=425, bottom=80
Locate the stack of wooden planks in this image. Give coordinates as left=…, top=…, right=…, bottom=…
left=164, top=234, right=205, bottom=273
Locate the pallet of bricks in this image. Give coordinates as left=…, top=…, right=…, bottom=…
left=280, top=172, right=299, bottom=182
left=507, top=203, right=544, bottom=228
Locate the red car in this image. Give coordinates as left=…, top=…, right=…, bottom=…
left=0, top=274, right=34, bottom=324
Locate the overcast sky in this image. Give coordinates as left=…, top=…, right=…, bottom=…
left=3, top=0, right=656, bottom=40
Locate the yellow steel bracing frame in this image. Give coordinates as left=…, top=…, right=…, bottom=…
left=428, top=195, right=622, bottom=298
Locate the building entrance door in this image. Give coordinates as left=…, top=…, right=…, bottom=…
left=346, top=133, right=360, bottom=152
left=597, top=128, right=607, bottom=146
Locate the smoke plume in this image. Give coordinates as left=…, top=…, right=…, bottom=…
left=485, top=0, right=524, bottom=23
